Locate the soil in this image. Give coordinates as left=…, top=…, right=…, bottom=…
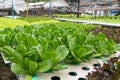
left=0, top=54, right=18, bottom=80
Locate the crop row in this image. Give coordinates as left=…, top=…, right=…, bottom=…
left=88, top=28, right=120, bottom=44
left=0, top=17, right=99, bottom=30
left=0, top=22, right=120, bottom=80
left=55, top=14, right=120, bottom=24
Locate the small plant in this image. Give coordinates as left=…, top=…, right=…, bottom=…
left=89, top=28, right=120, bottom=43
left=86, top=56, right=120, bottom=80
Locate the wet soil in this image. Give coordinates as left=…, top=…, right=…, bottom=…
left=0, top=54, right=18, bottom=80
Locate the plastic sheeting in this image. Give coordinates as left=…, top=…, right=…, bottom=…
left=0, top=0, right=26, bottom=14
left=44, top=0, right=69, bottom=9
left=28, top=2, right=45, bottom=9
left=0, top=0, right=70, bottom=14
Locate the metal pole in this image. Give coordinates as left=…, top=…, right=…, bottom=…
left=26, top=0, right=28, bottom=17
left=49, top=0, right=52, bottom=17
left=12, top=0, right=14, bottom=18
left=77, top=0, right=80, bottom=18
left=90, top=0, right=92, bottom=17
left=109, top=0, right=112, bottom=16
left=2, top=0, right=4, bottom=15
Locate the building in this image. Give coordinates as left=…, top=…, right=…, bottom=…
left=85, top=0, right=120, bottom=16
left=0, top=0, right=26, bottom=16
left=69, top=0, right=120, bottom=16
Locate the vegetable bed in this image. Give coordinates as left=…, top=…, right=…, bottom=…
left=55, top=14, right=120, bottom=24
left=89, top=28, right=120, bottom=43
left=0, top=17, right=99, bottom=30
left=18, top=52, right=120, bottom=80
left=0, top=17, right=120, bottom=80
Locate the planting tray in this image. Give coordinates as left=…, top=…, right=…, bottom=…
left=18, top=52, right=120, bottom=80
left=55, top=18, right=120, bottom=28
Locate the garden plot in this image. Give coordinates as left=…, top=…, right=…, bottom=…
left=55, top=18, right=120, bottom=28
left=18, top=58, right=103, bottom=80
left=19, top=52, right=120, bottom=80
left=0, top=19, right=120, bottom=80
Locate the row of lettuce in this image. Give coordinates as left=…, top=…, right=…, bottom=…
left=55, top=14, right=120, bottom=24
left=0, top=17, right=59, bottom=30
left=0, top=17, right=98, bottom=30
left=0, top=17, right=120, bottom=79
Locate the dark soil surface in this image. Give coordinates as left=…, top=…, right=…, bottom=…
left=0, top=54, right=18, bottom=80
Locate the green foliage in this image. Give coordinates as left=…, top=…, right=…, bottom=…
left=39, top=44, right=69, bottom=68
left=26, top=75, right=32, bottom=80
left=1, top=45, right=53, bottom=76
left=56, top=14, right=120, bottom=24
left=0, top=17, right=99, bottom=31
left=11, top=63, right=28, bottom=75
left=0, top=18, right=29, bottom=30
left=90, top=28, right=120, bottom=44
left=66, top=31, right=119, bottom=63
left=0, top=17, right=120, bottom=78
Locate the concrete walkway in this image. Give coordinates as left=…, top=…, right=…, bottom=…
left=55, top=18, right=120, bottom=28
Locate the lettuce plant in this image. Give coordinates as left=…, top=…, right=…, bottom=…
left=67, top=31, right=119, bottom=64
left=87, top=56, right=120, bottom=80
left=39, top=40, right=69, bottom=70
left=1, top=40, right=69, bottom=79
left=0, top=23, right=120, bottom=79
left=1, top=45, right=52, bottom=75
left=90, top=28, right=120, bottom=43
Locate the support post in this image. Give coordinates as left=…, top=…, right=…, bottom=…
left=49, top=0, right=52, bottom=17
left=77, top=0, right=80, bottom=18
left=26, top=0, right=28, bottom=17
left=2, top=0, right=4, bottom=15
left=12, top=0, right=14, bottom=18
left=109, top=0, right=112, bottom=16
